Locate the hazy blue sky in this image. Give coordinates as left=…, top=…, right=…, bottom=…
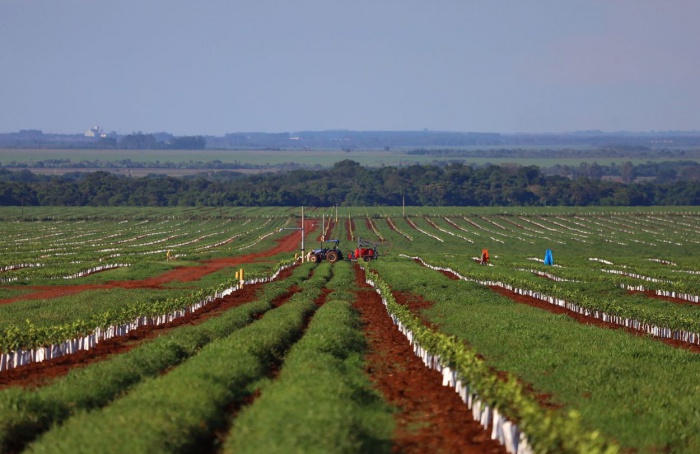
left=1, top=1, right=698, bottom=135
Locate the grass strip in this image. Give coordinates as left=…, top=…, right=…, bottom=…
left=419, top=255, right=700, bottom=340
left=0, top=262, right=312, bottom=453
left=223, top=261, right=394, bottom=453
left=375, top=258, right=700, bottom=453
left=0, top=260, right=299, bottom=374
left=24, top=263, right=330, bottom=454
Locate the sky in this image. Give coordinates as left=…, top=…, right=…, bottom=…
left=1, top=1, right=699, bottom=136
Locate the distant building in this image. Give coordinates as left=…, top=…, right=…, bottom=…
left=84, top=125, right=107, bottom=138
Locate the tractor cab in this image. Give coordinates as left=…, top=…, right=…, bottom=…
left=309, top=239, right=343, bottom=263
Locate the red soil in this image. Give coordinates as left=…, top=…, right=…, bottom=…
left=0, top=280, right=270, bottom=389
left=353, top=265, right=505, bottom=454
left=392, top=270, right=561, bottom=412
left=210, top=278, right=326, bottom=452
left=0, top=221, right=566, bottom=451
left=384, top=218, right=403, bottom=241
left=1, top=266, right=302, bottom=390
left=0, top=222, right=316, bottom=387
left=431, top=266, right=700, bottom=355
left=488, top=286, right=700, bottom=353
left=405, top=218, right=418, bottom=231
left=315, top=287, right=333, bottom=307
left=0, top=220, right=315, bottom=305
left=428, top=263, right=700, bottom=353
left=424, top=217, right=445, bottom=233
left=443, top=218, right=461, bottom=229
left=392, top=291, right=440, bottom=330
left=317, top=219, right=335, bottom=241
left=499, top=218, right=525, bottom=230
left=628, top=289, right=700, bottom=306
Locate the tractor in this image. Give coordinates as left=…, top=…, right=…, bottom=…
left=348, top=237, right=379, bottom=262
left=308, top=239, right=343, bottom=263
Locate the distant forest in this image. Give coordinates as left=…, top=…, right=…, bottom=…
left=0, top=160, right=698, bottom=207
left=0, top=131, right=206, bottom=150
left=3, top=129, right=700, bottom=150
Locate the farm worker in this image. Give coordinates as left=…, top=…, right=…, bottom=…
left=480, top=249, right=489, bottom=265
left=166, top=250, right=171, bottom=261
left=544, top=249, right=554, bottom=266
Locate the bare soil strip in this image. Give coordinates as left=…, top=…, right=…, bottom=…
left=209, top=275, right=333, bottom=452
left=383, top=218, right=395, bottom=233
left=488, top=285, right=700, bottom=354
left=0, top=223, right=316, bottom=387
left=628, top=289, right=700, bottom=306
left=353, top=265, right=505, bottom=454
left=0, top=267, right=302, bottom=390
left=432, top=267, right=700, bottom=355
left=389, top=286, right=560, bottom=412
left=0, top=221, right=316, bottom=305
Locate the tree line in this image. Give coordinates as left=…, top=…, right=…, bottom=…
left=99, top=133, right=206, bottom=150
left=0, top=160, right=698, bottom=207
left=5, top=129, right=700, bottom=150
left=0, top=130, right=206, bottom=150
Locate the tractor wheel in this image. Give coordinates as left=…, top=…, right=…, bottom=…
left=310, top=254, right=320, bottom=263
left=363, top=256, right=370, bottom=262
left=326, top=250, right=339, bottom=263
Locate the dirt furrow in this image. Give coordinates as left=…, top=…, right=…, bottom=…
left=353, top=265, right=504, bottom=454
left=488, top=285, right=700, bottom=354
left=210, top=273, right=333, bottom=452
left=0, top=221, right=316, bottom=305
left=0, top=268, right=302, bottom=389
left=433, top=266, right=700, bottom=355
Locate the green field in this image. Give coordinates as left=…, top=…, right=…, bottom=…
left=2, top=148, right=699, bottom=173
left=1, top=206, right=700, bottom=452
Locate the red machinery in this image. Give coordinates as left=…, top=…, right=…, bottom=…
left=348, top=237, right=379, bottom=262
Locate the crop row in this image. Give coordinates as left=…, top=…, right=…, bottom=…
left=370, top=256, right=700, bottom=452
left=0, top=217, right=283, bottom=283
left=367, top=214, right=700, bottom=329
left=362, top=264, right=615, bottom=454
left=0, top=262, right=313, bottom=452
left=1, top=247, right=396, bottom=452
left=17, top=263, right=328, bottom=453
left=406, top=255, right=700, bottom=345
left=21, top=261, right=384, bottom=453
left=425, top=217, right=474, bottom=243
left=374, top=213, right=700, bottom=262
left=619, top=283, right=700, bottom=303
left=224, top=260, right=393, bottom=453
left=0, top=258, right=296, bottom=370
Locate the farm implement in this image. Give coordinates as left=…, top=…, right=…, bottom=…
left=308, top=238, right=380, bottom=263
left=347, top=237, right=379, bottom=262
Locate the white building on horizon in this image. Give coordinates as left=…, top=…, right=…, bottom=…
left=84, top=125, right=107, bottom=138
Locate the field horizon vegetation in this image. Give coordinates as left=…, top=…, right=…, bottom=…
left=1, top=146, right=700, bottom=177
left=0, top=205, right=700, bottom=451
left=1, top=160, right=699, bottom=208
